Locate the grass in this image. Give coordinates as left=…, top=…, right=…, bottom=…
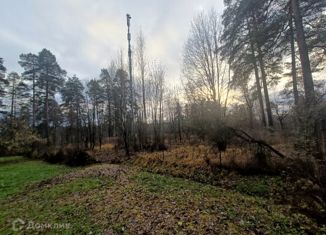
left=0, top=156, right=72, bottom=199
left=0, top=156, right=27, bottom=164
left=0, top=157, right=324, bottom=234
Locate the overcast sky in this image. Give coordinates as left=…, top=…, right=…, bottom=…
left=0, top=0, right=224, bottom=84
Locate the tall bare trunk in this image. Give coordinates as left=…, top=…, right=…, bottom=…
left=32, top=71, right=36, bottom=128
left=249, top=30, right=266, bottom=127
left=291, top=0, right=315, bottom=105
left=257, top=46, right=274, bottom=127
left=289, top=5, right=299, bottom=106
left=141, top=69, right=146, bottom=122
left=10, top=79, right=15, bottom=119
left=45, top=81, right=49, bottom=145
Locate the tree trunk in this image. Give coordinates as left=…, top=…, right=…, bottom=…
left=159, top=91, right=163, bottom=145
left=248, top=106, right=254, bottom=129
left=92, top=106, right=96, bottom=149
left=32, top=71, right=36, bottom=128
left=279, top=118, right=284, bottom=130
left=257, top=46, right=274, bottom=127
left=76, top=106, right=80, bottom=149
left=141, top=69, right=146, bottom=122
left=10, top=79, right=15, bottom=119
left=45, top=81, right=50, bottom=146
left=289, top=5, right=299, bottom=106
left=108, top=100, right=112, bottom=137
left=249, top=33, right=266, bottom=127
left=291, top=0, right=315, bottom=105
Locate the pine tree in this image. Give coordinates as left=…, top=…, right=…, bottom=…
left=99, top=68, right=114, bottom=137
left=0, top=58, right=7, bottom=108
left=87, top=79, right=105, bottom=149
left=19, top=53, right=40, bottom=128
left=222, top=0, right=288, bottom=127
left=61, top=75, right=85, bottom=145
left=5, top=72, right=29, bottom=119
left=37, top=49, right=66, bottom=145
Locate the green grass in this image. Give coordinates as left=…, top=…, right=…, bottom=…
left=135, top=171, right=222, bottom=197
left=0, top=156, right=71, bottom=199
left=0, top=156, right=27, bottom=164
left=0, top=159, right=324, bottom=234
left=0, top=177, right=108, bottom=235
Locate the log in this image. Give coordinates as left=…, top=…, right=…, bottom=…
left=228, top=127, right=287, bottom=158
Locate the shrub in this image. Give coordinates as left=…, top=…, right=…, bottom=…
left=63, top=150, right=97, bottom=166
left=41, top=147, right=97, bottom=167
left=0, top=120, right=40, bottom=156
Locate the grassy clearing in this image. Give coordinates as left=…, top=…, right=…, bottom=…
left=0, top=156, right=72, bottom=199
left=133, top=147, right=288, bottom=199
left=0, top=160, right=324, bottom=234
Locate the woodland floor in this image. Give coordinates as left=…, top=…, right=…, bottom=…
left=0, top=156, right=325, bottom=234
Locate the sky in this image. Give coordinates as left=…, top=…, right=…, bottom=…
left=0, top=0, right=224, bottom=85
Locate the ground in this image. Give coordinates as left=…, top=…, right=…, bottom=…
left=0, top=156, right=324, bottom=234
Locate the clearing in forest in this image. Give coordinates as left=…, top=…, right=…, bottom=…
left=0, top=157, right=324, bottom=234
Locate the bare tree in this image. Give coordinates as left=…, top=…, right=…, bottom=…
left=148, top=62, right=165, bottom=148
left=183, top=9, right=231, bottom=115
left=136, top=30, right=147, bottom=122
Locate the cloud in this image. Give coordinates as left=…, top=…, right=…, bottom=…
left=0, top=0, right=224, bottom=83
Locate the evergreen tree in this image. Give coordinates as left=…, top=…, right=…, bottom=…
left=222, top=0, right=289, bottom=127
left=99, top=68, right=114, bottom=137
left=37, top=49, right=66, bottom=145
left=61, top=75, right=85, bottom=145
left=5, top=72, right=29, bottom=119
left=19, top=53, right=39, bottom=128
left=0, top=58, right=7, bottom=108
left=87, top=79, right=105, bottom=149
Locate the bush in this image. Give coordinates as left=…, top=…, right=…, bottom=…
left=0, top=120, right=41, bottom=156
left=42, top=147, right=97, bottom=167
left=63, top=150, right=97, bottom=166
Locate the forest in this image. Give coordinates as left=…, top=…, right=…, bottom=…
left=0, top=0, right=325, bottom=234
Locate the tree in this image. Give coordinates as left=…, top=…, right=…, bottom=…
left=183, top=9, right=231, bottom=113
left=287, top=5, right=300, bottom=106
left=113, top=69, right=132, bottom=155
left=0, top=58, right=5, bottom=79
left=0, top=58, right=7, bottom=107
left=222, top=1, right=267, bottom=126
left=19, top=53, right=39, bottom=128
left=38, top=49, right=66, bottom=145
left=61, top=75, right=85, bottom=146
left=235, top=77, right=256, bottom=129
left=165, top=88, right=184, bottom=144
left=136, top=30, right=147, bottom=122
left=87, top=79, right=105, bottom=149
left=5, top=72, right=28, bottom=119
left=222, top=0, right=288, bottom=127
left=148, top=62, right=165, bottom=148
left=271, top=99, right=289, bottom=130
left=291, top=0, right=315, bottom=105
left=99, top=67, right=114, bottom=137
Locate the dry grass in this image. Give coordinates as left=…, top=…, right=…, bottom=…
left=94, top=143, right=114, bottom=151
left=134, top=144, right=265, bottom=174
left=133, top=145, right=326, bottom=224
